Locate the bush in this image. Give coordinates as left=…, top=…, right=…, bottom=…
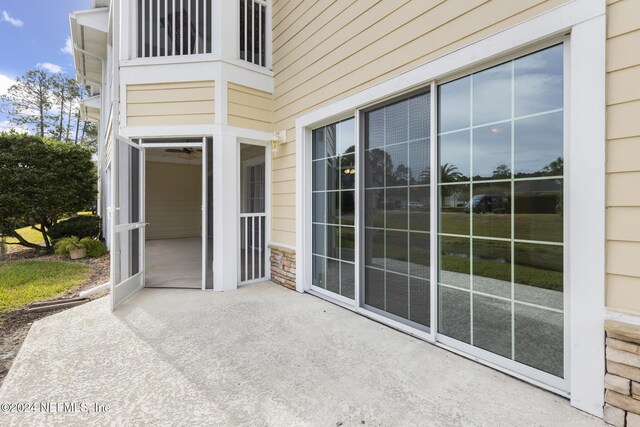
left=49, top=215, right=101, bottom=241
left=79, top=237, right=107, bottom=257
left=54, top=236, right=83, bottom=256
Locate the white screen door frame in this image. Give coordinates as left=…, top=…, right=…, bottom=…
left=110, top=136, right=146, bottom=310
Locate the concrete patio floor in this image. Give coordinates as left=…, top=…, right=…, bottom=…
left=0, top=282, right=603, bottom=426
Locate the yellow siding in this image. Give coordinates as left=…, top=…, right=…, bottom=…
left=606, top=0, right=640, bottom=316
left=126, top=81, right=215, bottom=127
left=270, top=0, right=570, bottom=246
left=227, top=83, right=273, bottom=132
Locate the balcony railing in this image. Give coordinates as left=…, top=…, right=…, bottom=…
left=137, top=0, right=212, bottom=58
left=239, top=0, right=267, bottom=67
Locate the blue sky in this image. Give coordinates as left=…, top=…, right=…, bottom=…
left=0, top=0, right=91, bottom=131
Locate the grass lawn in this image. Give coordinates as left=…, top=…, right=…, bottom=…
left=4, top=226, right=45, bottom=246
left=0, top=260, right=90, bottom=312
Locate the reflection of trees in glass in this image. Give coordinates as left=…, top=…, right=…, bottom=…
left=365, top=149, right=391, bottom=187
left=515, top=156, right=563, bottom=178
left=440, top=163, right=465, bottom=205
left=492, top=164, right=511, bottom=179
left=393, top=164, right=408, bottom=185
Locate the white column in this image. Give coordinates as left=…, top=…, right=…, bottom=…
left=213, top=0, right=238, bottom=60
left=213, top=133, right=239, bottom=291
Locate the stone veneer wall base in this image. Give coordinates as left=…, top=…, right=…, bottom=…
left=269, top=244, right=296, bottom=290
left=604, top=319, right=640, bottom=427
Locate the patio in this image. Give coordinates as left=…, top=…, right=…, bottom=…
left=0, top=282, right=603, bottom=426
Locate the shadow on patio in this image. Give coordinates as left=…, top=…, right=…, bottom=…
left=0, top=282, right=603, bottom=426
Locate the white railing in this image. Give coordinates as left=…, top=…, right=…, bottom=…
left=240, top=212, right=266, bottom=283
left=137, top=0, right=213, bottom=58
left=239, top=0, right=267, bottom=67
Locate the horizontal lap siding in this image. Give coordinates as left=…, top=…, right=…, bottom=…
left=126, top=81, right=215, bottom=127
left=270, top=0, right=569, bottom=247
left=227, top=83, right=273, bottom=132
left=606, top=0, right=640, bottom=315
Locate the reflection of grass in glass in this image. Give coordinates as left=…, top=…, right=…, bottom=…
left=439, top=212, right=562, bottom=242
left=441, top=255, right=562, bottom=292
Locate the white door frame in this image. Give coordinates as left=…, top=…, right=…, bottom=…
left=140, top=138, right=207, bottom=291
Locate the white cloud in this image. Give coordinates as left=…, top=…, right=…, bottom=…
left=1, top=10, right=24, bottom=28
left=0, top=74, right=15, bottom=96
left=61, top=36, right=73, bottom=55
left=0, top=120, right=29, bottom=134
left=37, top=62, right=63, bottom=74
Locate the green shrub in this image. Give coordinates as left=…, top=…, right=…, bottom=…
left=79, top=237, right=107, bottom=257
left=54, top=236, right=84, bottom=256
left=49, top=215, right=101, bottom=241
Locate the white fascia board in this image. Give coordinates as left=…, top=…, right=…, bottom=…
left=74, top=7, right=109, bottom=33
left=81, top=95, right=102, bottom=110
left=120, top=58, right=274, bottom=93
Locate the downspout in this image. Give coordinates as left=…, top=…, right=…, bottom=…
left=109, top=0, right=121, bottom=310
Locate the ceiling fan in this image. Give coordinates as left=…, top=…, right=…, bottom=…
left=164, top=148, right=202, bottom=159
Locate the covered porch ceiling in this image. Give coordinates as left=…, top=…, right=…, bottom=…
left=69, top=7, right=109, bottom=95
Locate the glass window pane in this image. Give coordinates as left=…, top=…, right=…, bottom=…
left=439, top=183, right=470, bottom=235
left=438, top=76, right=470, bottom=133
left=514, top=243, right=563, bottom=310
left=514, top=304, right=563, bottom=378
left=312, top=160, right=325, bottom=191
left=438, top=286, right=471, bottom=344
left=386, top=187, right=408, bottom=230
left=325, top=124, right=336, bottom=158
left=326, top=225, right=339, bottom=259
left=365, top=149, right=386, bottom=188
left=471, top=182, right=511, bottom=239
left=340, top=154, right=355, bottom=190
left=312, top=255, right=325, bottom=289
left=385, top=100, right=409, bottom=145
left=386, top=272, right=409, bottom=319
left=409, top=232, right=430, bottom=279
left=409, top=277, right=430, bottom=327
left=326, top=191, right=340, bottom=225
left=365, top=189, right=384, bottom=228
left=514, top=112, right=563, bottom=177
left=409, top=139, right=430, bottom=185
left=409, top=93, right=430, bottom=140
left=365, top=267, right=385, bottom=310
left=472, top=62, right=512, bottom=126
left=312, top=127, right=325, bottom=159
left=385, top=230, right=408, bottom=275
left=341, top=262, right=355, bottom=299
left=514, top=44, right=563, bottom=117
left=364, top=228, right=385, bottom=269
left=365, top=108, right=385, bottom=149
left=312, top=192, right=325, bottom=223
left=439, top=130, right=470, bottom=180
left=340, top=191, right=355, bottom=225
left=337, top=119, right=355, bottom=156
left=312, top=224, right=325, bottom=256
left=327, top=157, right=338, bottom=191
left=409, top=186, right=430, bottom=232
left=473, top=294, right=512, bottom=358
left=340, top=226, right=355, bottom=262
left=514, top=179, right=563, bottom=242
left=385, top=144, right=408, bottom=186
left=472, top=123, right=511, bottom=181
left=327, top=258, right=340, bottom=294
left=472, top=239, right=512, bottom=298
left=439, top=236, right=470, bottom=289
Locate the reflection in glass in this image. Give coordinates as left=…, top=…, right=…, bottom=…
left=386, top=272, right=409, bottom=318
left=313, top=256, right=325, bottom=288
left=409, top=232, right=430, bottom=279
left=514, top=303, right=563, bottom=377
left=340, top=226, right=355, bottom=262
left=473, top=62, right=512, bottom=126
left=385, top=100, right=409, bottom=145
left=365, top=228, right=385, bottom=269
left=439, top=131, right=470, bottom=180
left=341, top=262, right=355, bottom=299
left=438, top=76, right=470, bottom=133
left=365, top=267, right=385, bottom=310
left=340, top=154, right=355, bottom=190
left=337, top=119, right=355, bottom=156
left=439, top=286, right=471, bottom=343
left=473, top=294, right=512, bottom=358
left=325, top=124, right=336, bottom=158
left=365, top=189, right=384, bottom=228
left=312, top=224, right=325, bottom=256
left=472, top=182, right=511, bottom=239
left=340, top=191, right=355, bottom=225
left=409, top=93, right=430, bottom=140
left=472, top=239, right=511, bottom=298
left=312, top=127, right=325, bottom=160
left=365, top=108, right=385, bottom=149
left=365, top=149, right=386, bottom=188
left=312, top=160, right=324, bottom=191
left=514, top=112, right=563, bottom=177
left=312, top=192, right=325, bottom=223
left=386, top=231, right=408, bottom=275
left=326, top=225, right=339, bottom=259
left=472, top=123, right=511, bottom=181
left=440, top=184, right=470, bottom=235
left=514, top=44, right=563, bottom=117
left=514, top=179, right=563, bottom=242
left=326, top=191, right=339, bottom=225
left=386, top=187, right=408, bottom=230
left=409, top=139, right=430, bottom=184
left=386, top=144, right=409, bottom=186
left=439, top=236, right=471, bottom=289
left=514, top=243, right=563, bottom=310
left=410, top=278, right=430, bottom=327
left=410, top=186, right=430, bottom=232
left=327, top=258, right=340, bottom=294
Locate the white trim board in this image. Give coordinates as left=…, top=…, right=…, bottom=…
left=295, top=0, right=605, bottom=417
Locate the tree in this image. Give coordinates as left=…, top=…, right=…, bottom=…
left=0, top=132, right=97, bottom=251
left=492, top=163, right=511, bottom=179
left=440, top=163, right=464, bottom=205
left=0, top=70, right=52, bottom=137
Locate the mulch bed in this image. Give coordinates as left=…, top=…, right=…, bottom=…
left=0, top=248, right=110, bottom=385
